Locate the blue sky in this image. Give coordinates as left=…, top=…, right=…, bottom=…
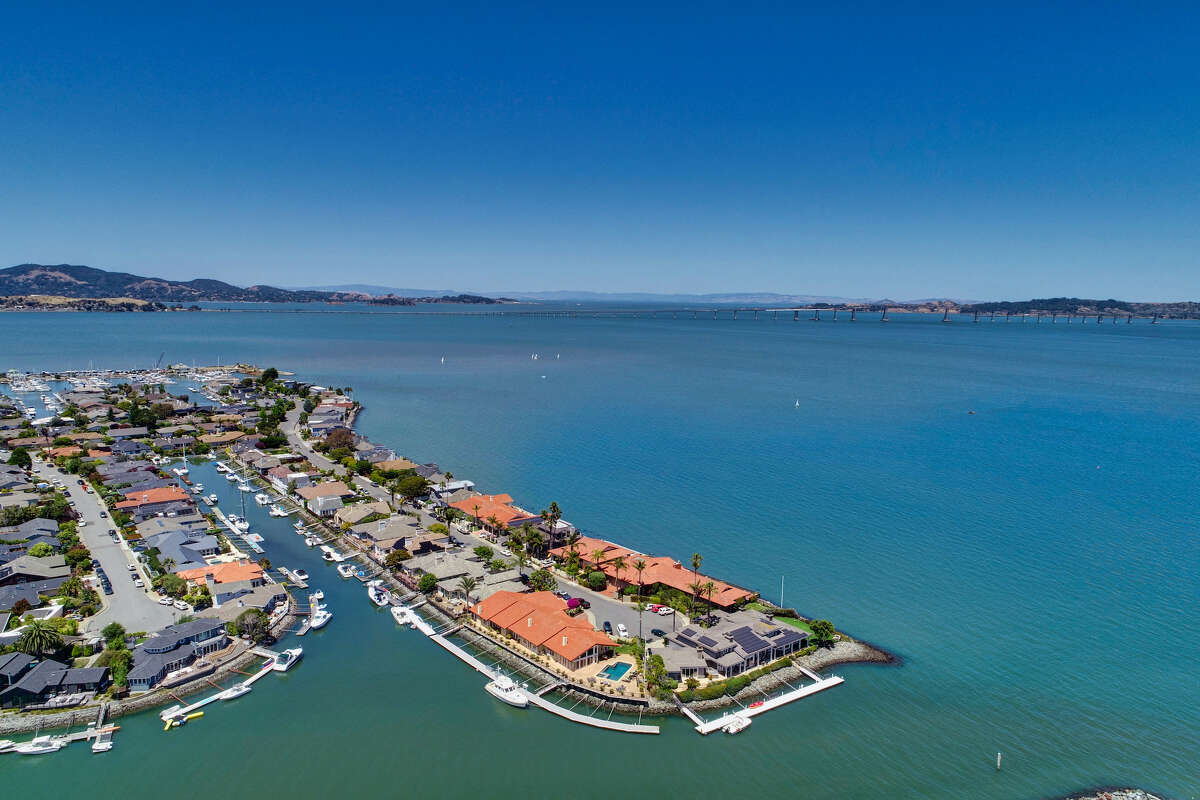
left=1, top=2, right=1197, bottom=299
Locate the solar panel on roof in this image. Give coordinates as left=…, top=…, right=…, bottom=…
left=730, top=626, right=770, bottom=653
left=698, top=635, right=718, bottom=647
left=681, top=628, right=698, bottom=637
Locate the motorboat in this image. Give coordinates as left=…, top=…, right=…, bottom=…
left=254, top=493, right=270, bottom=506
left=225, top=472, right=238, bottom=482
left=219, top=683, right=252, bottom=701
left=309, top=589, right=324, bottom=601
left=91, top=730, right=114, bottom=752
left=337, top=563, right=356, bottom=579
left=366, top=580, right=390, bottom=606
left=303, top=535, right=318, bottom=547
left=206, top=494, right=219, bottom=504
left=269, top=504, right=288, bottom=517
left=390, top=605, right=415, bottom=627
left=484, top=674, right=529, bottom=708
left=0, top=738, right=16, bottom=753
left=271, top=647, right=303, bottom=672
left=292, top=568, right=309, bottom=581
left=191, top=483, right=204, bottom=494
left=321, top=550, right=340, bottom=562
left=293, top=521, right=307, bottom=533
left=236, top=517, right=250, bottom=531
left=216, top=462, right=229, bottom=472
left=13, top=735, right=66, bottom=755
left=310, top=606, right=332, bottom=629
left=722, top=714, right=752, bottom=734
left=237, top=483, right=251, bottom=493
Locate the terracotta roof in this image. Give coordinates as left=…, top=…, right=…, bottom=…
left=115, top=486, right=191, bottom=509
left=176, top=560, right=264, bottom=584
left=470, top=590, right=614, bottom=660
left=448, top=493, right=538, bottom=529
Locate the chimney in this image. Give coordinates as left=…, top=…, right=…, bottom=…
left=562, top=635, right=568, bottom=646
left=527, top=617, right=533, bottom=627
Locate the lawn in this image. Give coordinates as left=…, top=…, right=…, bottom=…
left=746, top=603, right=814, bottom=634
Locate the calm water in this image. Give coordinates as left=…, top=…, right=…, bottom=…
left=2, top=309, right=1197, bottom=799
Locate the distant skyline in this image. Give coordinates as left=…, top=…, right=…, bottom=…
left=1, top=3, right=1197, bottom=300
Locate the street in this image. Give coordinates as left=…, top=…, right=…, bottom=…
left=32, top=458, right=179, bottom=635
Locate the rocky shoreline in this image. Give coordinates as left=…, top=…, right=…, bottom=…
left=1056, top=790, right=1167, bottom=800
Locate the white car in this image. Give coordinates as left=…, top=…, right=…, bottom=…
left=78, top=520, right=87, bottom=527
left=157, top=596, right=172, bottom=605
left=657, top=606, right=674, bottom=616
left=173, top=600, right=190, bottom=611
left=133, top=578, right=145, bottom=588
left=616, top=623, right=629, bottom=638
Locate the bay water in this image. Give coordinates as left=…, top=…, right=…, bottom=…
left=1, top=308, right=1196, bottom=799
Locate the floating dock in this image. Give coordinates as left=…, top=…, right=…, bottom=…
left=212, top=507, right=264, bottom=553
left=691, top=674, right=844, bottom=735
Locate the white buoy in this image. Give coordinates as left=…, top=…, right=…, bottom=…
left=996, top=752, right=1001, bottom=770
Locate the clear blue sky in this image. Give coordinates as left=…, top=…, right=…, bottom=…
left=1, top=2, right=1196, bottom=299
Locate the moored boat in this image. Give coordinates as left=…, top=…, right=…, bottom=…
left=484, top=674, right=529, bottom=708
left=722, top=714, right=752, bottom=734
left=254, top=492, right=270, bottom=506
left=336, top=563, right=356, bottom=579
left=271, top=647, right=303, bottom=672
left=310, top=606, right=332, bottom=629
left=219, top=683, right=252, bottom=701
left=13, top=735, right=66, bottom=755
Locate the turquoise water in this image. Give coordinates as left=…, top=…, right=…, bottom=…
left=600, top=661, right=632, bottom=681
left=1, top=309, right=1197, bottom=799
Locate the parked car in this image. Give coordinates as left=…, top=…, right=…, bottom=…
left=128, top=563, right=137, bottom=571
left=578, top=598, right=591, bottom=609
left=555, top=591, right=571, bottom=600
left=173, top=600, right=190, bottom=611
left=158, top=596, right=173, bottom=605
left=90, top=558, right=100, bottom=568
left=651, top=628, right=668, bottom=639
left=602, top=621, right=613, bottom=634
left=133, top=578, right=145, bottom=588
left=616, top=623, right=629, bottom=638
left=102, top=584, right=113, bottom=595
left=99, top=511, right=107, bottom=518
left=657, top=606, right=674, bottom=616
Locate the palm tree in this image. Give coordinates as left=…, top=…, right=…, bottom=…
left=519, top=522, right=535, bottom=552
left=457, top=576, right=478, bottom=604
left=565, top=530, right=581, bottom=559
left=514, top=551, right=530, bottom=579
left=633, top=558, right=648, bottom=603
left=485, top=514, right=501, bottom=534
left=691, top=552, right=703, bottom=616
left=16, top=619, right=63, bottom=657
left=540, top=501, right=562, bottom=548
left=688, top=582, right=704, bottom=622
left=590, top=548, right=607, bottom=569
left=524, top=527, right=546, bottom=559
left=610, top=555, right=627, bottom=594
left=472, top=503, right=481, bottom=530
left=702, top=581, right=717, bottom=623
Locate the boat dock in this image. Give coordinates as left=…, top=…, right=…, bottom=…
left=278, top=567, right=308, bottom=588
left=212, top=507, right=264, bottom=554
left=691, top=674, right=845, bottom=735
left=425, top=626, right=659, bottom=735
left=159, top=653, right=280, bottom=723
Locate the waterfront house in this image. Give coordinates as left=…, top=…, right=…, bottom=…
left=198, top=430, right=246, bottom=446
left=308, top=495, right=343, bottom=517
left=114, top=485, right=194, bottom=520
left=296, top=481, right=354, bottom=516
left=0, top=652, right=36, bottom=687
left=0, top=659, right=109, bottom=708
left=374, top=457, right=418, bottom=473
left=176, top=559, right=264, bottom=588
left=549, top=535, right=756, bottom=609
left=203, top=580, right=285, bottom=616
left=334, top=500, right=391, bottom=528
left=470, top=590, right=616, bottom=672
left=140, top=529, right=221, bottom=572
left=127, top=619, right=228, bottom=691
left=669, top=612, right=809, bottom=677
left=448, top=493, right=540, bottom=533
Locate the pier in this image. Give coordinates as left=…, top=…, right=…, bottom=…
left=691, top=674, right=844, bottom=735
left=425, top=626, right=659, bottom=734
left=212, top=507, right=264, bottom=553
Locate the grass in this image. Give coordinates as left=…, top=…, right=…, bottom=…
left=746, top=603, right=814, bottom=634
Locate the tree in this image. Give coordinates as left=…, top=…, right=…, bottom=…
left=7, top=446, right=31, bottom=468
left=27, top=542, right=54, bottom=557
left=473, top=545, right=494, bottom=562
left=539, top=502, right=562, bottom=552
left=108, top=648, right=133, bottom=687
left=810, top=619, right=836, bottom=647
left=235, top=609, right=272, bottom=644
left=513, top=550, right=530, bottom=578
left=457, top=576, right=478, bottom=603
left=418, top=573, right=439, bottom=593
left=396, top=474, right=429, bottom=504
left=690, top=552, right=703, bottom=615
left=632, top=558, right=648, bottom=603
left=587, top=570, right=607, bottom=591
left=15, top=618, right=63, bottom=657
left=485, top=514, right=501, bottom=533
left=590, top=548, right=607, bottom=569
left=529, top=568, right=557, bottom=593
left=384, top=549, right=412, bottom=569
left=323, top=427, right=355, bottom=451
left=702, top=581, right=717, bottom=622
left=610, top=555, right=627, bottom=593
left=10, top=597, right=31, bottom=617
left=260, top=367, right=279, bottom=384
left=101, top=622, right=126, bottom=645
left=524, top=526, right=546, bottom=558
left=158, top=573, right=187, bottom=598
left=565, top=530, right=581, bottom=559
left=488, top=557, right=509, bottom=573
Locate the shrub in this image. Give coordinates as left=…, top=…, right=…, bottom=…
left=587, top=571, right=607, bottom=591
left=418, top=573, right=438, bottom=593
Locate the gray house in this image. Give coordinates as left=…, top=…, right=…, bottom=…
left=127, top=619, right=229, bottom=691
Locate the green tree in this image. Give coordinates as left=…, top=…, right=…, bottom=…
left=235, top=608, right=272, bottom=644
left=529, top=568, right=557, bottom=592
left=7, top=446, right=31, bottom=468
left=690, top=552, right=703, bottom=615
left=632, top=558, right=648, bottom=603
left=260, top=367, right=279, bottom=384
left=457, top=576, right=478, bottom=603
left=27, top=542, right=54, bottom=557
left=610, top=555, right=627, bottom=593
left=587, top=570, right=607, bottom=591
left=15, top=618, right=64, bottom=657
left=101, top=622, right=126, bottom=646
left=473, top=545, right=494, bottom=562
left=810, top=619, right=836, bottom=647
left=108, top=648, right=133, bottom=686
left=418, top=573, right=439, bottom=593
left=384, top=549, right=412, bottom=569
left=397, top=474, right=429, bottom=504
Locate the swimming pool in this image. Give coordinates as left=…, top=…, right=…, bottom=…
left=599, top=661, right=631, bottom=681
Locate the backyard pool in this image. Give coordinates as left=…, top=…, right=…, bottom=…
left=599, top=661, right=631, bottom=681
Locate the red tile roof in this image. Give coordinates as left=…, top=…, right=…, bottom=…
left=115, top=486, right=191, bottom=509
left=448, top=494, right=538, bottom=529
left=470, top=590, right=615, bottom=661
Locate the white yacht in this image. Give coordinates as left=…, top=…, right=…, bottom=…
left=191, top=483, right=204, bottom=494
left=366, top=580, right=390, bottom=606
left=271, top=647, right=303, bottom=672
left=310, top=606, right=332, bottom=630
left=14, top=735, right=66, bottom=755
left=0, top=738, right=16, bottom=753
left=304, top=536, right=319, bottom=547
left=254, top=493, right=270, bottom=506
left=722, top=714, right=752, bottom=734
left=484, top=675, right=529, bottom=708
left=237, top=482, right=251, bottom=493
left=269, top=504, right=288, bottom=517
left=207, top=494, right=219, bottom=505
left=390, top=605, right=415, bottom=627
left=292, top=568, right=309, bottom=581
left=309, top=590, right=324, bottom=601
left=225, top=472, right=238, bottom=482
left=336, top=563, right=356, bottom=579
left=91, top=730, right=114, bottom=752
left=293, top=521, right=306, bottom=533
left=216, top=462, right=229, bottom=473
left=219, top=683, right=252, bottom=701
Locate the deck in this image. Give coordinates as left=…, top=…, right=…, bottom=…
left=692, top=675, right=844, bottom=734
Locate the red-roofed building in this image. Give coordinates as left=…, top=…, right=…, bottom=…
left=448, top=493, right=539, bottom=532
left=549, top=536, right=756, bottom=609
left=115, top=486, right=192, bottom=512
left=176, top=560, right=265, bottom=587
left=470, top=590, right=616, bottom=671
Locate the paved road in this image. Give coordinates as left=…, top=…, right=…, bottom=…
left=284, top=406, right=346, bottom=476
left=32, top=458, right=180, bottom=635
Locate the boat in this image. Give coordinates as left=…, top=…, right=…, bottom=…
left=191, top=484, right=204, bottom=494
left=172, top=467, right=186, bottom=476
left=390, top=605, right=415, bottom=626
left=216, top=462, right=229, bottom=472
left=310, top=589, right=324, bottom=600
left=206, top=494, right=219, bottom=504
left=322, top=550, right=340, bottom=562
left=237, top=483, right=251, bottom=493
left=310, top=606, right=332, bottom=629
left=269, top=504, right=288, bottom=517
left=293, top=520, right=306, bottom=532
left=254, top=493, right=270, bottom=506
left=336, top=563, right=356, bottom=579
left=484, top=674, right=529, bottom=708
left=0, top=738, right=16, bottom=753
left=219, top=683, right=252, bottom=701
left=91, top=730, right=114, bottom=753
left=13, top=735, right=66, bottom=755
left=304, top=536, right=319, bottom=547
left=722, top=714, right=752, bottom=734
left=236, top=517, right=250, bottom=531
left=367, top=580, right=390, bottom=606
left=271, top=647, right=303, bottom=672
left=292, top=568, right=309, bottom=581
left=225, top=472, right=238, bottom=482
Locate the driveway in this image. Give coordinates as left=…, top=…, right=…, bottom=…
left=32, top=459, right=180, bottom=635
left=284, top=406, right=346, bottom=476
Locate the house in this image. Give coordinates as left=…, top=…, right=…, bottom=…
left=114, top=486, right=194, bottom=520
left=308, top=495, right=343, bottom=517
left=198, top=430, right=245, bottom=445
left=135, top=514, right=209, bottom=538
left=109, top=439, right=152, bottom=456
left=448, top=493, right=540, bottom=532
left=0, top=659, right=109, bottom=708
left=429, top=479, right=476, bottom=503
left=374, top=458, right=417, bottom=473
left=670, top=614, right=809, bottom=677
left=176, top=560, right=264, bottom=587
left=404, top=548, right=522, bottom=601
left=126, top=619, right=229, bottom=691
left=0, top=578, right=67, bottom=610
left=201, top=582, right=286, bottom=620
left=0, top=554, right=71, bottom=587
left=349, top=516, right=419, bottom=559
left=140, top=529, right=220, bottom=572
left=108, top=426, right=151, bottom=440
left=334, top=501, right=390, bottom=528
left=0, top=652, right=36, bottom=686
left=0, top=518, right=59, bottom=541
left=548, top=535, right=756, bottom=609
left=296, top=481, right=354, bottom=516
left=0, top=492, right=39, bottom=510
left=470, top=590, right=616, bottom=672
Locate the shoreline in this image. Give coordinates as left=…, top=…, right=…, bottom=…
left=1055, top=790, right=1168, bottom=800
